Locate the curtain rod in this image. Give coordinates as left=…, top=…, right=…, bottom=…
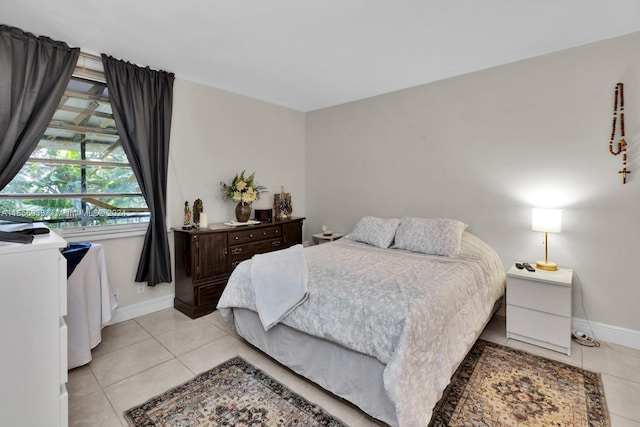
left=79, top=51, right=102, bottom=61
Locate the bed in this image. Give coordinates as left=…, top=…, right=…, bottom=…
left=218, top=217, right=505, bottom=426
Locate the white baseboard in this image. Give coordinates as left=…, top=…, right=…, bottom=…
left=108, top=294, right=175, bottom=325
left=573, top=317, right=640, bottom=350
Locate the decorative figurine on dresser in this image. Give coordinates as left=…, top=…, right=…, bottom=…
left=173, top=216, right=305, bottom=318
left=183, top=201, right=192, bottom=229
left=192, top=198, right=203, bottom=228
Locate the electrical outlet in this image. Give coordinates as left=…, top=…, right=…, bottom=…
left=137, top=283, right=145, bottom=294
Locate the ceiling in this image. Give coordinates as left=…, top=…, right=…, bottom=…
left=2, top=0, right=640, bottom=112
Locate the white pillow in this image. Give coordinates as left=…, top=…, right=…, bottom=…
left=393, top=217, right=467, bottom=257
left=344, top=216, right=401, bottom=248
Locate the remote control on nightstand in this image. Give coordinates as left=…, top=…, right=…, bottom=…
left=522, top=262, right=535, bottom=272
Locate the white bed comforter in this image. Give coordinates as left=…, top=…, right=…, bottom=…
left=218, top=232, right=505, bottom=426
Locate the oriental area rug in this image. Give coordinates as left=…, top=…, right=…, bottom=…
left=429, top=339, right=610, bottom=427
left=124, top=356, right=346, bottom=426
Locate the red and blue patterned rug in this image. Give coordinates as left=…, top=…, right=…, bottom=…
left=429, top=339, right=610, bottom=427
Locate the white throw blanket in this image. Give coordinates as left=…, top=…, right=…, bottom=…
left=250, top=244, right=309, bottom=330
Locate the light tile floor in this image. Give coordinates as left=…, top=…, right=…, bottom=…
left=68, top=310, right=640, bottom=426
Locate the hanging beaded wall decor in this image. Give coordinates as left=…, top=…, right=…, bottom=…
left=609, top=82, right=630, bottom=183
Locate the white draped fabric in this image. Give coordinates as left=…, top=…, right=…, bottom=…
left=66, top=243, right=117, bottom=369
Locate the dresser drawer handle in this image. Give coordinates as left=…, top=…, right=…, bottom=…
left=272, top=241, right=281, bottom=247
left=231, top=248, right=242, bottom=255
left=262, top=232, right=267, bottom=236
left=231, top=261, right=241, bottom=268
left=249, top=234, right=253, bottom=238
left=234, top=236, right=239, bottom=240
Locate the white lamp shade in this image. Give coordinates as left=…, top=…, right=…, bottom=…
left=531, top=208, right=562, bottom=233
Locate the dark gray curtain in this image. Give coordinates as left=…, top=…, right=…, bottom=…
left=0, top=25, right=79, bottom=189
left=101, top=54, right=174, bottom=286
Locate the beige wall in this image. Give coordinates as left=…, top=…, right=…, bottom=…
left=306, top=32, right=640, bottom=332
left=90, top=234, right=173, bottom=307
left=167, top=79, right=306, bottom=227
left=102, top=78, right=306, bottom=308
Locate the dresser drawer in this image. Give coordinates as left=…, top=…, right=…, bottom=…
left=60, top=384, right=68, bottom=427
left=196, top=281, right=226, bottom=306
left=507, top=305, right=571, bottom=349
left=229, top=238, right=283, bottom=270
left=59, top=253, right=67, bottom=316
left=59, top=317, right=68, bottom=384
left=228, top=225, right=281, bottom=245
left=229, top=238, right=282, bottom=259
left=507, top=277, right=571, bottom=317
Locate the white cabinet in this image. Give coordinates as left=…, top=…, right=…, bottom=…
left=506, top=265, right=573, bottom=355
left=0, top=231, right=68, bottom=427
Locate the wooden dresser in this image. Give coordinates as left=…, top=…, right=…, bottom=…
left=173, top=217, right=304, bottom=318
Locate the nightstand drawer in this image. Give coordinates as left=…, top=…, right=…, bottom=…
left=507, top=277, right=571, bottom=317
left=507, top=305, right=571, bottom=348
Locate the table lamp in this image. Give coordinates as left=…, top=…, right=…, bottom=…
left=531, top=208, right=562, bottom=271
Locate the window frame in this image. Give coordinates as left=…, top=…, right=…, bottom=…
left=0, top=53, right=150, bottom=232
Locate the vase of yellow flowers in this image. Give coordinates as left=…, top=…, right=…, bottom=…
left=220, top=171, right=267, bottom=222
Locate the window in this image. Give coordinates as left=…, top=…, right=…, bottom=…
left=0, top=54, right=149, bottom=229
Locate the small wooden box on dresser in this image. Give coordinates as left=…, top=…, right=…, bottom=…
left=506, top=264, right=573, bottom=355
left=173, top=217, right=305, bottom=319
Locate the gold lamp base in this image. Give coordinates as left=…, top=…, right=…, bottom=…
left=536, top=260, right=558, bottom=271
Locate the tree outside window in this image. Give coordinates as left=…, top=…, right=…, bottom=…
left=0, top=66, right=149, bottom=228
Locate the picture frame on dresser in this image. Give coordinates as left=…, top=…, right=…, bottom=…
left=172, top=216, right=305, bottom=319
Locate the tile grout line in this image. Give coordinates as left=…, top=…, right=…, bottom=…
left=90, top=336, right=175, bottom=389
left=89, top=332, right=153, bottom=361
left=101, top=386, right=127, bottom=427
left=610, top=412, right=640, bottom=425
left=152, top=322, right=234, bottom=359
left=101, top=357, right=193, bottom=426
left=98, top=324, right=236, bottom=390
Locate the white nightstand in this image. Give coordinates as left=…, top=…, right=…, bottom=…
left=312, top=233, right=343, bottom=245
left=506, top=264, right=573, bottom=355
